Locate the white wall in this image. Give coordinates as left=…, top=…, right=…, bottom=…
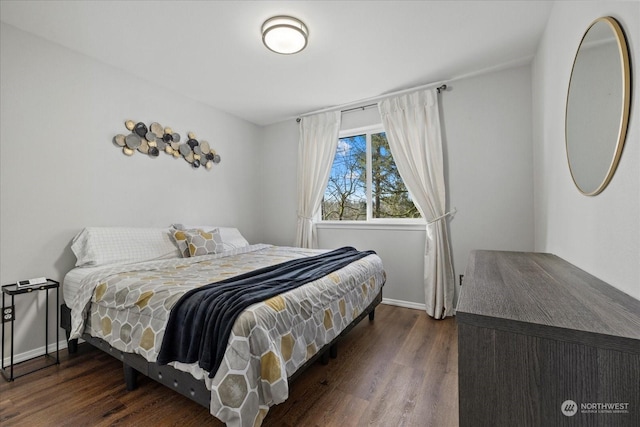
left=0, top=23, right=261, bottom=357
left=259, top=65, right=535, bottom=307
left=443, top=65, right=535, bottom=283
left=532, top=1, right=639, bottom=299
left=257, top=119, right=300, bottom=246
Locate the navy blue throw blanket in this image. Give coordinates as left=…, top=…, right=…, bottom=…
left=157, top=246, right=375, bottom=377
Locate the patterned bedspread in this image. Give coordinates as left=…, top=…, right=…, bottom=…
left=69, top=244, right=385, bottom=427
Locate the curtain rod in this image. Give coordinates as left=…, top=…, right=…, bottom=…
left=296, top=83, right=448, bottom=123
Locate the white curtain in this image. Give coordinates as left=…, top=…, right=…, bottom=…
left=295, top=111, right=341, bottom=248
left=378, top=88, right=454, bottom=318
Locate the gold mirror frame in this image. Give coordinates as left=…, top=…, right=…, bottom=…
left=565, top=16, right=631, bottom=196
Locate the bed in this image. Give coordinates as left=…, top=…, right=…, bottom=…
left=59, top=226, right=385, bottom=426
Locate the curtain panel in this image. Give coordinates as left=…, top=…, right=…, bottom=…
left=378, top=88, right=455, bottom=318
left=295, top=111, right=341, bottom=248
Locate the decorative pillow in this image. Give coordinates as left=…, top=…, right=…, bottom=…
left=185, top=229, right=224, bottom=257
left=170, top=229, right=193, bottom=258
left=171, top=228, right=224, bottom=257
left=71, top=227, right=181, bottom=267
left=172, top=224, right=250, bottom=251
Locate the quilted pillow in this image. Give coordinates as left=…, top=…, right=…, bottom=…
left=185, top=229, right=224, bottom=257
left=71, top=227, right=181, bottom=267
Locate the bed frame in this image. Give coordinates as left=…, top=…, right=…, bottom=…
left=59, top=290, right=382, bottom=409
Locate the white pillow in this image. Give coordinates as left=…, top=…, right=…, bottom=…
left=171, top=224, right=250, bottom=251
left=71, top=227, right=181, bottom=267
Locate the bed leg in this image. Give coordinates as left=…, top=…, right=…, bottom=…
left=123, top=363, right=138, bottom=391
left=330, top=344, right=338, bottom=359
left=320, top=350, right=330, bottom=365
left=60, top=304, right=78, bottom=354
left=67, top=338, right=78, bottom=354
left=368, top=308, right=375, bottom=321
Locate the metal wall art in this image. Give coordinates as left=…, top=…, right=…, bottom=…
left=113, top=120, right=221, bottom=170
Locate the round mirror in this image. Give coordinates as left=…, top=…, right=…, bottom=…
left=565, top=16, right=631, bottom=196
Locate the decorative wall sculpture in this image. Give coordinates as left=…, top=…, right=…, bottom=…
left=113, top=120, right=221, bottom=170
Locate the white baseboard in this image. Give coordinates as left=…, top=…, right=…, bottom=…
left=381, top=298, right=426, bottom=312
left=2, top=340, right=68, bottom=367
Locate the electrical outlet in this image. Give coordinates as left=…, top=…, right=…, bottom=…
left=2, top=305, right=15, bottom=322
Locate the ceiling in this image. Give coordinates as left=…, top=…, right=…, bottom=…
left=0, top=1, right=554, bottom=126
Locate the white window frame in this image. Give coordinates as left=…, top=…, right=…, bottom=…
left=317, top=124, right=426, bottom=228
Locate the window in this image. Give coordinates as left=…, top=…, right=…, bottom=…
left=322, top=126, right=421, bottom=221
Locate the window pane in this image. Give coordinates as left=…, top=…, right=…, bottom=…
left=371, top=132, right=421, bottom=219
left=322, top=135, right=367, bottom=220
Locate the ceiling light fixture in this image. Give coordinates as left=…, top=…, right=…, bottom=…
left=262, top=16, right=308, bottom=55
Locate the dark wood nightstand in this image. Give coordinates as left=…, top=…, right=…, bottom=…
left=1, top=279, right=60, bottom=381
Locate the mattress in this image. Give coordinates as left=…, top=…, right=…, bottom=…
left=63, top=265, right=105, bottom=305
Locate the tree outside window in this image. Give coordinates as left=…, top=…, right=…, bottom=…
left=322, top=129, right=420, bottom=221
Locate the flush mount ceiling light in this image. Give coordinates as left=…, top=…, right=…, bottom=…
left=262, top=16, right=308, bottom=54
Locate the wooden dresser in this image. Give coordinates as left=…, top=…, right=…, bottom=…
left=456, top=250, right=640, bottom=427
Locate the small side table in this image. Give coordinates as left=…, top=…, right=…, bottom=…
left=1, top=279, right=60, bottom=381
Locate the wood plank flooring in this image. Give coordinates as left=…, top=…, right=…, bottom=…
left=0, top=304, right=458, bottom=426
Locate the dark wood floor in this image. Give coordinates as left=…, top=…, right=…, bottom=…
left=0, top=304, right=458, bottom=426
